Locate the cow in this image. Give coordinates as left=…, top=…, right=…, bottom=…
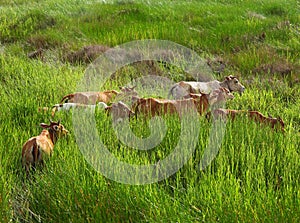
left=248, top=111, right=285, bottom=132
left=59, top=86, right=138, bottom=105
left=207, top=108, right=285, bottom=132
left=59, top=90, right=119, bottom=105
left=22, top=120, right=68, bottom=175
left=133, top=87, right=234, bottom=118
left=169, top=75, right=245, bottom=99
left=133, top=97, right=196, bottom=118
left=51, top=102, right=109, bottom=117
left=60, top=86, right=137, bottom=104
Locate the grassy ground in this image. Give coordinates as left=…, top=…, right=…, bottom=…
left=0, top=0, right=299, bottom=222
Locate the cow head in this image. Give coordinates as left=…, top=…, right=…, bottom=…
left=106, top=101, right=135, bottom=122
left=275, top=116, right=285, bottom=133
left=40, top=120, right=69, bottom=138
left=267, top=114, right=285, bottom=133
left=208, top=87, right=234, bottom=106
left=224, top=75, right=245, bottom=95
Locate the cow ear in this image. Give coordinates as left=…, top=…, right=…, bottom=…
left=40, top=123, right=50, bottom=129
left=226, top=75, right=235, bottom=80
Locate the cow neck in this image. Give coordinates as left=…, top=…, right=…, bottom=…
left=219, top=80, right=232, bottom=92
left=48, top=128, right=58, bottom=144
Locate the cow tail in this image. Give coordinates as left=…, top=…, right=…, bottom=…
left=32, top=141, right=40, bottom=169
left=168, top=84, right=177, bottom=99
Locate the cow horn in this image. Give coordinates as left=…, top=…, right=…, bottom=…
left=268, top=113, right=273, bottom=118
left=226, top=75, right=236, bottom=80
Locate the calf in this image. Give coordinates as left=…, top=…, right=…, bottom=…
left=208, top=108, right=285, bottom=132
left=22, top=120, right=68, bottom=174
left=248, top=111, right=285, bottom=132
left=59, top=90, right=119, bottom=105
left=59, top=86, right=138, bottom=105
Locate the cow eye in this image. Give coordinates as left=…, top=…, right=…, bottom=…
left=235, top=80, right=238, bottom=83
left=53, top=125, right=59, bottom=131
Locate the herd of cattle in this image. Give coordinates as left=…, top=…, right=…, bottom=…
left=22, top=75, right=285, bottom=175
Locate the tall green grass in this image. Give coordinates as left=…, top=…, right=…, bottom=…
left=0, top=0, right=299, bottom=222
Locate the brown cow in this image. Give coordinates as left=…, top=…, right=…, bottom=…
left=208, top=108, right=285, bottom=132
left=22, top=120, right=68, bottom=174
left=248, top=111, right=285, bottom=132
left=133, top=97, right=196, bottom=118
left=59, top=90, right=119, bottom=105
left=134, top=87, right=234, bottom=118
left=59, top=86, right=138, bottom=105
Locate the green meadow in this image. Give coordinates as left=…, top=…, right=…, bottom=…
left=0, top=0, right=299, bottom=222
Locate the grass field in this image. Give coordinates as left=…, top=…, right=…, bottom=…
left=0, top=0, right=299, bottom=222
